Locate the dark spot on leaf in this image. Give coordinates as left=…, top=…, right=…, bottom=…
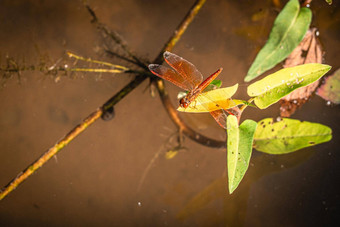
left=262, top=125, right=266, bottom=128
left=271, top=129, right=274, bottom=132
left=260, top=121, right=264, bottom=125
left=309, top=141, right=316, bottom=145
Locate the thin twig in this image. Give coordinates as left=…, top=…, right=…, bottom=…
left=65, top=51, right=145, bottom=75
left=67, top=68, right=126, bottom=73
left=67, top=51, right=130, bottom=71
left=104, top=49, right=141, bottom=66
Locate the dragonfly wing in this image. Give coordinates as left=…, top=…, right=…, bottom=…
left=163, top=51, right=203, bottom=90
left=210, top=107, right=242, bottom=129
left=209, top=110, right=228, bottom=129
left=148, top=64, right=193, bottom=91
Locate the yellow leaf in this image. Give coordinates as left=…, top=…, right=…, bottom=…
left=177, top=84, right=240, bottom=113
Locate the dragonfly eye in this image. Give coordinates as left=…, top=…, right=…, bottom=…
left=180, top=98, right=190, bottom=108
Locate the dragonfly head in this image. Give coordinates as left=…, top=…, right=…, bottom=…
left=179, top=97, right=190, bottom=108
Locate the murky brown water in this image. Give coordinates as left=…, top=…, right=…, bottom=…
left=0, top=0, right=339, bottom=226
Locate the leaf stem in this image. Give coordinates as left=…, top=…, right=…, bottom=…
left=239, top=97, right=255, bottom=113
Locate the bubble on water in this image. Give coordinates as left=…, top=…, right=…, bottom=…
left=326, top=101, right=331, bottom=106
left=137, top=202, right=142, bottom=207
left=276, top=116, right=282, bottom=122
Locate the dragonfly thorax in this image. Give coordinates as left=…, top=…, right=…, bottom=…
left=179, top=97, right=190, bottom=108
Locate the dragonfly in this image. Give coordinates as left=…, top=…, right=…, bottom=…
left=148, top=51, right=239, bottom=129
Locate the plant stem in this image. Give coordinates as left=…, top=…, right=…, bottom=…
left=239, top=97, right=255, bottom=113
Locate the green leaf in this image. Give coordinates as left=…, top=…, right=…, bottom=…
left=244, top=0, right=312, bottom=82
left=206, top=79, right=222, bottom=90
left=317, top=68, right=340, bottom=104
left=254, top=118, right=332, bottom=154
left=227, top=116, right=257, bottom=194
left=247, top=64, right=331, bottom=109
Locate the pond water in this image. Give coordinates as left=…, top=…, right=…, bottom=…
left=0, top=0, right=339, bottom=226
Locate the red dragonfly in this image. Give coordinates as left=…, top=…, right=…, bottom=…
left=148, top=51, right=237, bottom=129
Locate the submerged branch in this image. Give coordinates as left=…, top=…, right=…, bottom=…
left=0, top=0, right=214, bottom=201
